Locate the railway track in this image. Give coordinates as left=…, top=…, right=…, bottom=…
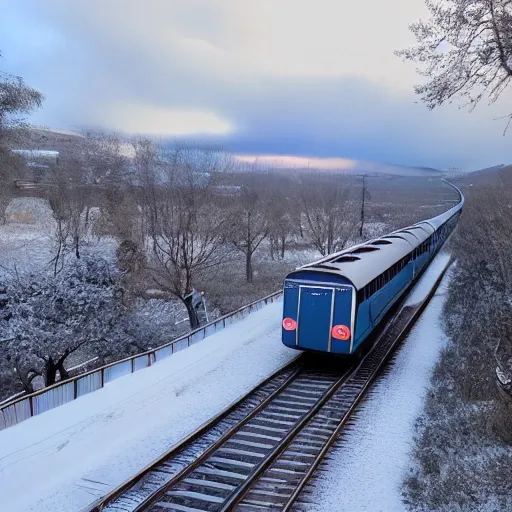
left=92, top=263, right=450, bottom=512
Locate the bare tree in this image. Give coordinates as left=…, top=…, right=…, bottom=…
left=137, top=141, right=231, bottom=328
left=300, top=171, right=357, bottom=256
left=229, top=173, right=270, bottom=283
left=47, top=155, right=92, bottom=273
left=397, top=0, right=512, bottom=131
left=45, top=132, right=134, bottom=273
left=82, top=132, right=141, bottom=243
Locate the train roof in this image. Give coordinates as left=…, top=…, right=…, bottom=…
left=423, top=200, right=464, bottom=230
left=291, top=180, right=464, bottom=290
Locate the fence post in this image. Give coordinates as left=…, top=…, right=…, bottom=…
left=29, top=396, right=34, bottom=417
left=100, top=369, right=104, bottom=388
left=74, top=379, right=78, bottom=399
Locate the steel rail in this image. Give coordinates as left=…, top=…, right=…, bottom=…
left=90, top=354, right=303, bottom=512
left=229, top=258, right=453, bottom=512
left=140, top=366, right=352, bottom=512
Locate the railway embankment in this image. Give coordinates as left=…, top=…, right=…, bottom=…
left=403, top=183, right=512, bottom=511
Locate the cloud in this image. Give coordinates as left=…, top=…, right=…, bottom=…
left=104, top=105, right=232, bottom=136
left=1, top=0, right=511, bottom=170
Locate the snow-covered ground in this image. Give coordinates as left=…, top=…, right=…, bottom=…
left=0, top=234, right=452, bottom=512
left=0, top=198, right=118, bottom=279
left=0, top=198, right=55, bottom=278
left=303, top=252, right=452, bottom=512
left=0, top=299, right=296, bottom=512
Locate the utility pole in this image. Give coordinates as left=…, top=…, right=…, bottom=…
left=359, top=174, right=369, bottom=238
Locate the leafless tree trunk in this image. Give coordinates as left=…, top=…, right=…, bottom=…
left=229, top=174, right=270, bottom=283
left=136, top=140, right=231, bottom=327
left=47, top=157, right=91, bottom=273
left=299, top=171, right=357, bottom=256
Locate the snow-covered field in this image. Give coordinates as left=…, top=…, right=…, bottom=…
left=0, top=250, right=451, bottom=512
left=0, top=198, right=118, bottom=279
left=0, top=299, right=296, bottom=512
left=0, top=198, right=453, bottom=512
left=302, top=253, right=452, bottom=512
left=0, top=198, right=55, bottom=278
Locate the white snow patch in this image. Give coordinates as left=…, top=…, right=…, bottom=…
left=304, top=261, right=452, bottom=512
left=0, top=299, right=296, bottom=512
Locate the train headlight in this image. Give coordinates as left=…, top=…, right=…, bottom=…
left=282, top=318, right=297, bottom=331
left=332, top=325, right=351, bottom=341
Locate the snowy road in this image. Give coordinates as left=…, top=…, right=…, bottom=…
left=0, top=299, right=296, bottom=512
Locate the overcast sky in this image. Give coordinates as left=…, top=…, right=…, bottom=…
left=1, top=0, right=512, bottom=170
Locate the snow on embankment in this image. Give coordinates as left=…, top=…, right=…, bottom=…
left=0, top=299, right=296, bottom=512
left=304, top=251, right=452, bottom=512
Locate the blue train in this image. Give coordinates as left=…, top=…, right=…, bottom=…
left=282, top=181, right=464, bottom=356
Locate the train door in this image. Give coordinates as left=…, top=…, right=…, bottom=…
left=296, top=285, right=353, bottom=353
left=297, top=286, right=333, bottom=352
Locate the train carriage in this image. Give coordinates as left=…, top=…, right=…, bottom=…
left=282, top=181, right=464, bottom=356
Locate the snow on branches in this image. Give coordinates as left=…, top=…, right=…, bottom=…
left=397, top=0, right=512, bottom=130
left=0, top=256, right=128, bottom=391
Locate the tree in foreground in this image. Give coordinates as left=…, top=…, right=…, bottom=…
left=0, top=51, right=43, bottom=152
left=0, top=257, right=127, bottom=391
left=0, top=51, right=43, bottom=222
left=397, top=0, right=512, bottom=131
left=136, top=141, right=231, bottom=328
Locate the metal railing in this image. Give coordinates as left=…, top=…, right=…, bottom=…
left=0, top=291, right=283, bottom=431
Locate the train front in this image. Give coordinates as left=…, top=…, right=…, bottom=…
left=281, top=268, right=356, bottom=355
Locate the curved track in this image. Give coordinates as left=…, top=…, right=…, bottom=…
left=92, top=262, right=451, bottom=512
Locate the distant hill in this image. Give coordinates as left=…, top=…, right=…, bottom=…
left=348, top=161, right=444, bottom=177
left=464, top=164, right=505, bottom=177
left=20, top=127, right=85, bottom=157
left=453, top=164, right=512, bottom=187
left=235, top=153, right=445, bottom=177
